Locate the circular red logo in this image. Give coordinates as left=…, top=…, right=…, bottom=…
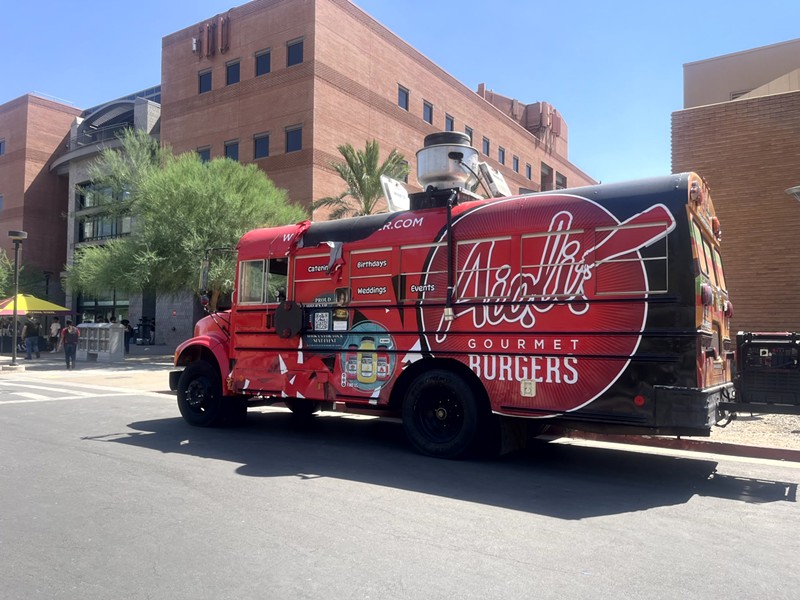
left=419, top=194, right=674, bottom=414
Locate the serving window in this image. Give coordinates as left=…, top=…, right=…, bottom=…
left=400, top=243, right=447, bottom=302
left=456, top=237, right=513, bottom=300
left=594, top=221, right=670, bottom=295
left=521, top=229, right=590, bottom=299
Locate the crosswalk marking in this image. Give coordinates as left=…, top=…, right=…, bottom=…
left=1, top=382, right=96, bottom=396
left=0, top=379, right=171, bottom=404
left=7, top=391, right=50, bottom=401
left=1, top=392, right=140, bottom=405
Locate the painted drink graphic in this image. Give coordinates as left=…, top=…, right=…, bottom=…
left=357, top=336, right=377, bottom=384
left=339, top=322, right=397, bottom=393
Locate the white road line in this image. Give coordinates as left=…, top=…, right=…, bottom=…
left=0, top=379, right=170, bottom=396
left=0, top=393, right=142, bottom=405
left=1, top=382, right=96, bottom=396
left=6, top=391, right=50, bottom=401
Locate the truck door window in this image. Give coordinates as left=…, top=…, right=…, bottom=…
left=239, top=260, right=266, bottom=304
left=266, top=257, right=288, bottom=303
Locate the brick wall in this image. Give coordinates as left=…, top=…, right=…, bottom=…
left=160, top=0, right=595, bottom=214
left=672, top=90, right=800, bottom=331
left=0, top=95, right=80, bottom=277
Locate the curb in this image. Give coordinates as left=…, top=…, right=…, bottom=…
left=548, top=427, right=800, bottom=463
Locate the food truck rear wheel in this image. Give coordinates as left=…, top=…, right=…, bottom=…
left=177, top=361, right=226, bottom=427
left=402, top=369, right=481, bottom=459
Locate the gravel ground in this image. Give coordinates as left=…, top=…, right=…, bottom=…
left=707, top=413, right=800, bottom=450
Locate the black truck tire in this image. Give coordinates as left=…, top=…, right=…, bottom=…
left=176, top=361, right=226, bottom=427
left=402, top=369, right=482, bottom=459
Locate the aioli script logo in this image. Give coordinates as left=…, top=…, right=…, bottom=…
left=420, top=195, right=676, bottom=413
left=435, top=211, right=593, bottom=342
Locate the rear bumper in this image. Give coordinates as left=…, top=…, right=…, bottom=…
left=654, top=382, right=734, bottom=430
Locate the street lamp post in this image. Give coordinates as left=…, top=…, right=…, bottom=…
left=8, top=230, right=28, bottom=367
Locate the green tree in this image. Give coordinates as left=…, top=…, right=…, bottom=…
left=0, top=249, right=12, bottom=297
left=82, top=128, right=171, bottom=214
left=312, top=139, right=408, bottom=219
left=67, top=136, right=307, bottom=310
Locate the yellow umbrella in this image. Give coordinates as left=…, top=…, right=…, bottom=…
left=0, top=294, right=71, bottom=316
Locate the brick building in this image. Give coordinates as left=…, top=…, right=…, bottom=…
left=161, top=0, right=594, bottom=215
left=2, top=0, right=595, bottom=347
left=672, top=38, right=800, bottom=332
left=0, top=95, right=81, bottom=301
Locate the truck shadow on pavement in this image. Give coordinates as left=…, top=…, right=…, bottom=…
left=106, top=410, right=797, bottom=520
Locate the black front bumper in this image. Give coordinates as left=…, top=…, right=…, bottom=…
left=169, top=370, right=182, bottom=392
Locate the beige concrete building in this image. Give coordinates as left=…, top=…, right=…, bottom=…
left=684, top=38, right=800, bottom=108
left=673, top=38, right=800, bottom=331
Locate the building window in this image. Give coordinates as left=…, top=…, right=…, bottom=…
left=287, top=39, right=304, bottom=67
left=197, top=146, right=211, bottom=162
left=465, top=127, right=473, bottom=144
left=254, top=134, right=270, bottom=159
left=423, top=101, right=433, bottom=124
left=226, top=61, right=240, bottom=85
left=398, top=85, right=409, bottom=111
left=512, top=155, right=519, bottom=173
left=286, top=126, right=302, bottom=152
left=556, top=172, right=567, bottom=189
left=198, top=70, right=212, bottom=94
left=0, top=138, right=5, bottom=155
left=255, top=49, right=271, bottom=76
left=78, top=215, right=133, bottom=242
left=445, top=114, right=454, bottom=132
left=541, top=162, right=554, bottom=191
left=77, top=182, right=115, bottom=208
left=482, top=137, right=490, bottom=156
left=224, top=140, right=239, bottom=161
left=498, top=147, right=505, bottom=165
left=525, top=163, right=532, bottom=180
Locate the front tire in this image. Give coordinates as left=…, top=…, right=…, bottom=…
left=402, top=369, right=482, bottom=459
left=177, top=361, right=226, bottom=427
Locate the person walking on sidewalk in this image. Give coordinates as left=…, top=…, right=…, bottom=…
left=59, top=319, right=80, bottom=370
left=22, top=316, right=41, bottom=359
left=120, top=319, right=134, bottom=355
left=49, top=316, right=61, bottom=353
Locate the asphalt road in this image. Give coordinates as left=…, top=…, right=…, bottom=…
left=1, top=376, right=799, bottom=600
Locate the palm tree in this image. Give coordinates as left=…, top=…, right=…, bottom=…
left=313, top=140, right=409, bottom=219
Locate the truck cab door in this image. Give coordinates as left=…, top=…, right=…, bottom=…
left=231, top=257, right=298, bottom=395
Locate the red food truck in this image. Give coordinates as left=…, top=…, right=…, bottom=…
left=170, top=132, right=743, bottom=458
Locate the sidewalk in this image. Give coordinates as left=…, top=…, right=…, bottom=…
left=0, top=343, right=176, bottom=392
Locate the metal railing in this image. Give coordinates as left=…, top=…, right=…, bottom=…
left=69, top=123, right=131, bottom=151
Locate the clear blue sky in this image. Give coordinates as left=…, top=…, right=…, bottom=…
left=3, top=0, right=799, bottom=183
